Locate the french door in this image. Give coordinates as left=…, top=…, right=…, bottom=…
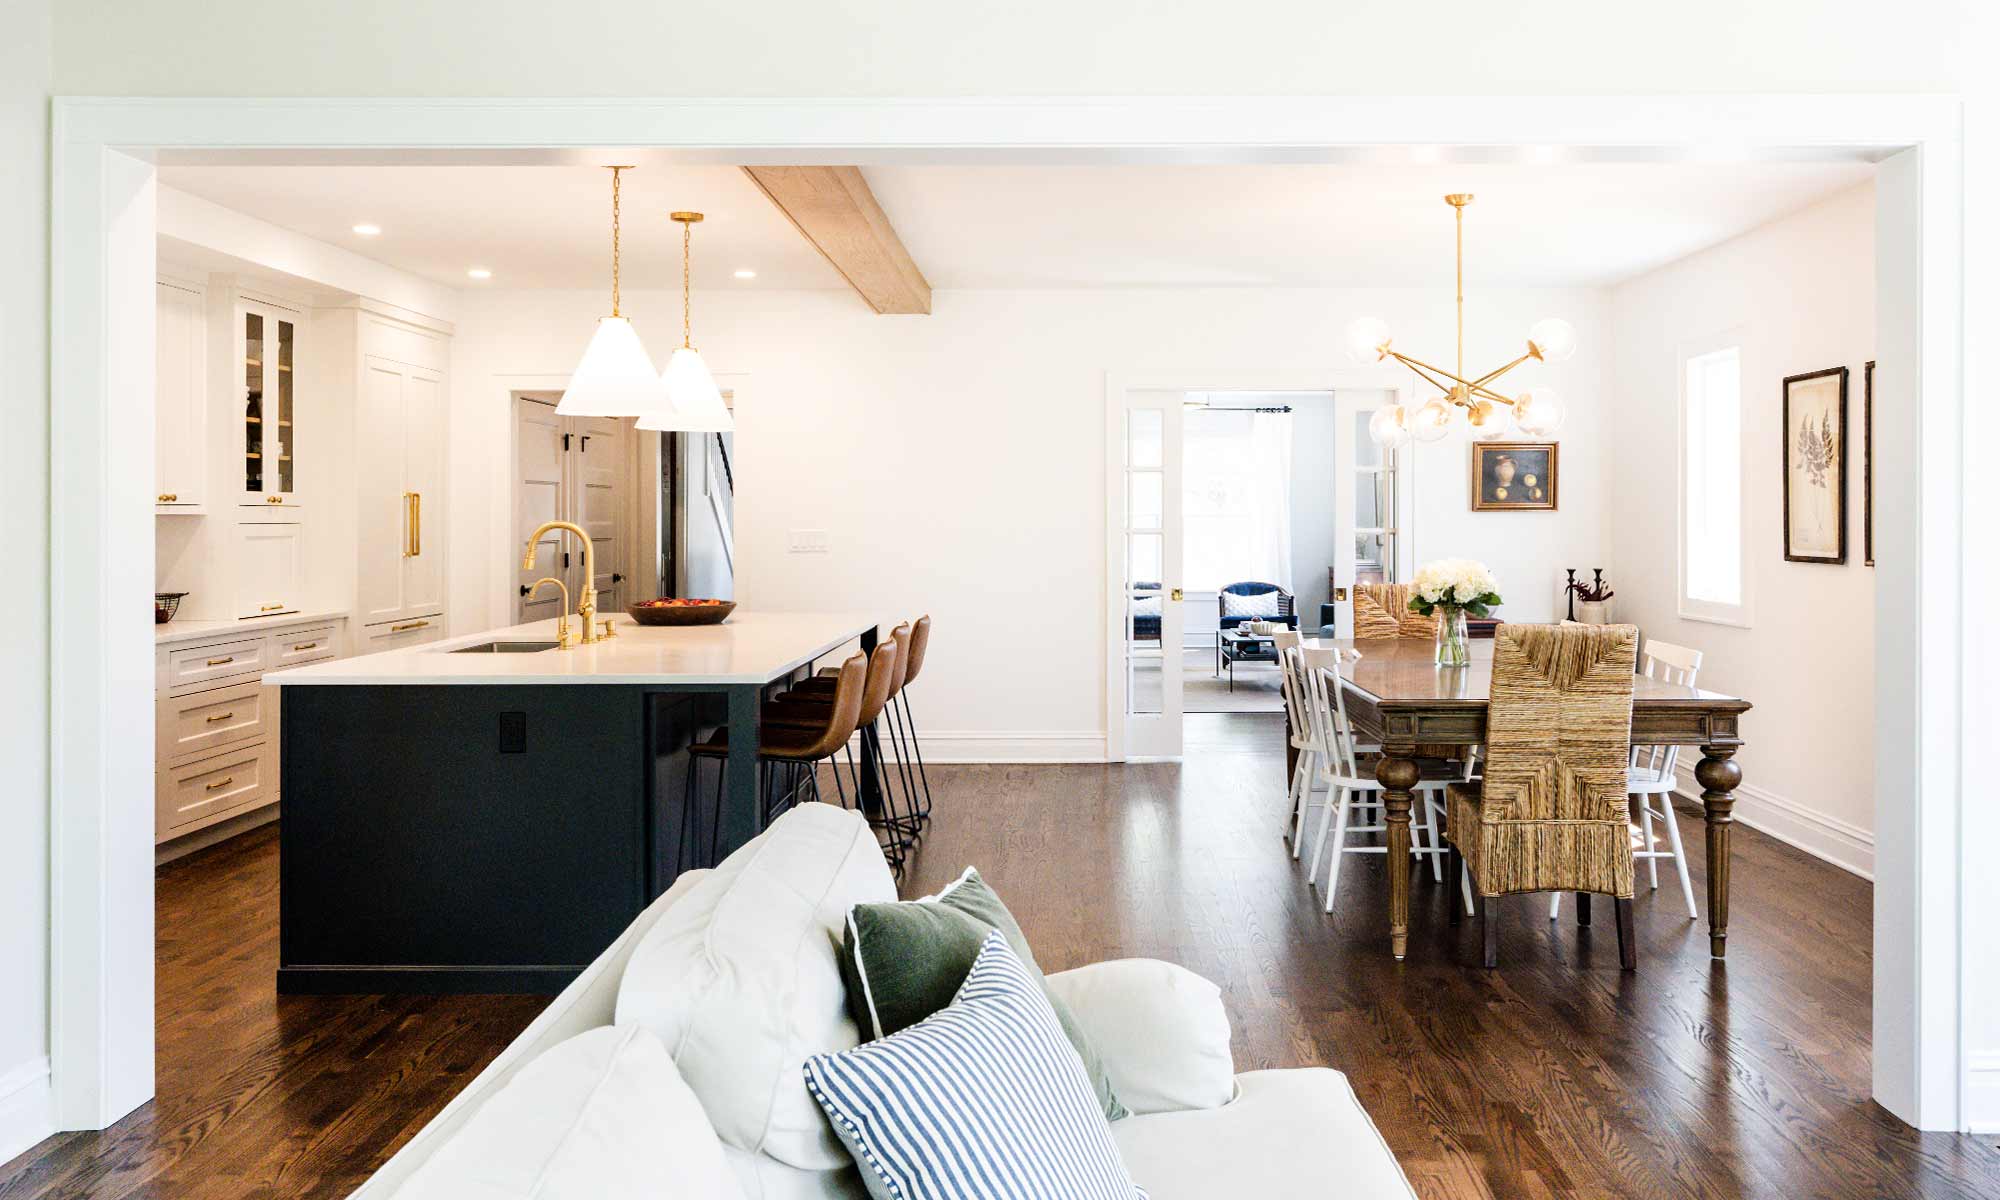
left=515, top=395, right=632, bottom=624
left=1329, top=389, right=1411, bottom=637
left=1117, top=390, right=1185, bottom=759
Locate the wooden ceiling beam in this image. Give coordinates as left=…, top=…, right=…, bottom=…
left=741, top=166, right=932, bottom=315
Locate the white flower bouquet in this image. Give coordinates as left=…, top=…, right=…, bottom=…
left=1409, top=558, right=1502, bottom=619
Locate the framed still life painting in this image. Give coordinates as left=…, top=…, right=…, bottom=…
left=1469, top=442, right=1557, bottom=511
left=1782, top=366, right=1848, bottom=563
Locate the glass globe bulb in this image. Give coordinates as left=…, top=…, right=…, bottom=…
left=1368, top=404, right=1412, bottom=449
left=1410, top=395, right=1454, bottom=443
left=1513, top=387, right=1567, bottom=436
left=1344, top=317, right=1394, bottom=365
left=1527, top=317, right=1578, bottom=363
left=1467, top=397, right=1515, bottom=441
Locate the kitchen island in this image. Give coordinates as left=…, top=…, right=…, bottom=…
left=267, top=610, right=878, bottom=993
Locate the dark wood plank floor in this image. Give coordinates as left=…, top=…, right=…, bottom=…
left=5, top=712, right=1997, bottom=1198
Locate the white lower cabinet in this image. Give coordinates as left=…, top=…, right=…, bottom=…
left=154, top=615, right=343, bottom=845
left=233, top=522, right=305, bottom=619
left=359, top=616, right=446, bottom=655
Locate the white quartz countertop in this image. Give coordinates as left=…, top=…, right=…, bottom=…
left=154, top=608, right=350, bottom=647
left=266, top=610, right=879, bottom=686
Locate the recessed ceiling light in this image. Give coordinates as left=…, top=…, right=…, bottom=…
left=352, top=223, right=381, bottom=236
left=733, top=269, right=756, bottom=279
left=467, top=268, right=493, bottom=280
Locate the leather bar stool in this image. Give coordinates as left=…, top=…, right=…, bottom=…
left=682, top=652, right=867, bottom=872
left=767, top=637, right=917, bottom=870
left=893, top=615, right=933, bottom=824
left=792, top=618, right=932, bottom=827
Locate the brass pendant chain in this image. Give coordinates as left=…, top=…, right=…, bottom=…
left=682, top=218, right=693, bottom=349
left=607, top=165, right=632, bottom=318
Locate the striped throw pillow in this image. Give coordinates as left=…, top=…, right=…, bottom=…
left=804, top=932, right=1147, bottom=1200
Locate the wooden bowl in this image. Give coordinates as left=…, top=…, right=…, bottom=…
left=626, top=600, right=736, bottom=627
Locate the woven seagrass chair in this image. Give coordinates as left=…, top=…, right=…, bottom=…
left=1445, top=622, right=1641, bottom=970
left=1352, top=583, right=1438, bottom=640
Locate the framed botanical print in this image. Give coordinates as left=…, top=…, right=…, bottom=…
left=1782, top=366, right=1848, bottom=563
left=1469, top=442, right=1557, bottom=511
left=1863, top=360, right=1874, bottom=567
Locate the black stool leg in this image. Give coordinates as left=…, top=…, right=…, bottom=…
left=898, top=689, right=934, bottom=822
left=679, top=752, right=701, bottom=872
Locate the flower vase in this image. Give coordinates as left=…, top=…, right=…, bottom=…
left=1434, top=606, right=1471, bottom=668
left=1575, top=599, right=1611, bottom=624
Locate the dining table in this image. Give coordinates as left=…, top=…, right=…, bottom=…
left=1300, top=636, right=1752, bottom=962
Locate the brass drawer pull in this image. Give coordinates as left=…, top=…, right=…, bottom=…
left=204, top=776, right=235, bottom=791
left=204, top=711, right=236, bottom=723
left=267, top=495, right=282, bottom=504
left=158, top=493, right=177, bottom=503
left=390, top=619, right=430, bottom=633
left=260, top=603, right=286, bottom=612
left=206, top=656, right=235, bottom=666
left=292, top=641, right=318, bottom=651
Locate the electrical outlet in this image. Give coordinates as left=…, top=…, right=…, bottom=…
left=788, top=529, right=829, bottom=554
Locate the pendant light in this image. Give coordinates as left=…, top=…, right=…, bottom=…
left=637, top=211, right=734, bottom=433
left=557, top=167, right=673, bottom=419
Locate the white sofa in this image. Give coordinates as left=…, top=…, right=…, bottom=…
left=351, top=806, right=1416, bottom=1199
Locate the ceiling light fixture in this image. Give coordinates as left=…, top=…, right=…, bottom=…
left=556, top=166, right=673, bottom=420
left=1348, top=194, right=1574, bottom=448
left=352, top=223, right=381, bottom=236
left=637, top=211, right=734, bottom=433
left=466, top=267, right=493, bottom=280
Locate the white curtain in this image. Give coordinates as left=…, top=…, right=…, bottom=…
left=1183, top=409, right=1294, bottom=591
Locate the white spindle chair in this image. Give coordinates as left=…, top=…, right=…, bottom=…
left=1551, top=637, right=1704, bottom=920
left=1274, top=632, right=1321, bottom=853
left=1296, top=647, right=1461, bottom=913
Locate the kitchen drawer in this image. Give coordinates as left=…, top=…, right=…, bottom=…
left=158, top=741, right=268, bottom=837
left=159, top=678, right=267, bottom=764
left=359, top=615, right=446, bottom=655
left=271, top=624, right=339, bottom=667
left=165, top=636, right=268, bottom=693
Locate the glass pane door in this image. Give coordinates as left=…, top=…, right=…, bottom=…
left=1331, top=390, right=1407, bottom=638
left=243, top=311, right=265, bottom=498
left=274, top=318, right=295, bottom=497
left=1120, top=392, right=1183, bottom=759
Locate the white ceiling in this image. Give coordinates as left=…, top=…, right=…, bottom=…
left=159, top=160, right=1872, bottom=294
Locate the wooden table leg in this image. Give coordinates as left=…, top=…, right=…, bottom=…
left=1696, top=745, right=1741, bottom=958
left=1374, top=744, right=1420, bottom=960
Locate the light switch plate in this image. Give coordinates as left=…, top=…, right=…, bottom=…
left=788, top=529, right=829, bottom=554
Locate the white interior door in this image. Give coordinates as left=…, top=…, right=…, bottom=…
left=1119, top=389, right=1184, bottom=759
left=574, top=415, right=629, bottom=614
left=515, top=396, right=566, bottom=623
left=1330, top=389, right=1414, bottom=637
left=515, top=397, right=632, bottom=624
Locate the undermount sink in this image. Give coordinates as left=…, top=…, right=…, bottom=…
left=448, top=639, right=562, bottom=654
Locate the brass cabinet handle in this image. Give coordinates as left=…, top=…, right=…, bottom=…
left=158, top=493, right=176, bottom=503
left=292, top=641, right=318, bottom=651
left=204, top=776, right=235, bottom=791
left=390, top=619, right=430, bottom=633
left=260, top=604, right=286, bottom=612
left=206, top=656, right=234, bottom=666
left=267, top=495, right=282, bottom=504
left=204, top=711, right=236, bottom=723
left=405, top=491, right=422, bottom=557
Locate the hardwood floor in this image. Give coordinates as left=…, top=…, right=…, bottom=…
left=4, top=711, right=1997, bottom=1198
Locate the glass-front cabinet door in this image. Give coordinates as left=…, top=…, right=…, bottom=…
left=241, top=300, right=301, bottom=508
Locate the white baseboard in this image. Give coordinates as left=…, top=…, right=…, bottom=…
left=1968, top=1056, right=2000, bottom=1134
left=0, top=1057, right=55, bottom=1168
left=1672, top=763, right=1874, bottom=880
left=846, top=731, right=1107, bottom=764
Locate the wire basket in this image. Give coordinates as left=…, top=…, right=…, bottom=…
left=155, top=592, right=188, bottom=624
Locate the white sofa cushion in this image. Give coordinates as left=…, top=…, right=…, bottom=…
left=804, top=933, right=1145, bottom=1200
left=391, top=1025, right=744, bottom=1200
left=615, top=803, right=897, bottom=1176
left=1044, top=959, right=1235, bottom=1115
left=1111, top=1069, right=1417, bottom=1200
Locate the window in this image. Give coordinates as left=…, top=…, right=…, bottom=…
left=1680, top=343, right=1748, bottom=625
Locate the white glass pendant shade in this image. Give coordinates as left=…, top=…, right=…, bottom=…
left=1527, top=317, right=1578, bottom=363
left=637, top=347, right=734, bottom=432
left=1466, top=397, right=1515, bottom=440
left=1410, top=395, right=1455, bottom=443
left=1344, top=317, right=1394, bottom=364
left=557, top=317, right=672, bottom=418
left=1367, top=403, right=1413, bottom=449
left=1513, top=387, right=1567, bottom=436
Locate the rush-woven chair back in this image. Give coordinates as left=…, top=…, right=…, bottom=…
left=1352, top=583, right=1438, bottom=640
left=1445, top=621, right=1640, bottom=969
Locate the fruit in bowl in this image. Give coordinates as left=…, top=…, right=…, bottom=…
left=626, top=597, right=737, bottom=626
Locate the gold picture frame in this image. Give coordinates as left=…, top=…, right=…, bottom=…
left=1469, top=442, right=1558, bottom=511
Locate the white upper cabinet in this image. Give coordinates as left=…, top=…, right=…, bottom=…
left=155, top=280, right=207, bottom=512
left=240, top=299, right=303, bottom=510
left=232, top=521, right=305, bottom=619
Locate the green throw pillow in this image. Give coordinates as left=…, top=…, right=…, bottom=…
left=837, top=867, right=1127, bottom=1121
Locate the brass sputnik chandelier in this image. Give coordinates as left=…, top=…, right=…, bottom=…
left=1347, top=194, right=1576, bottom=448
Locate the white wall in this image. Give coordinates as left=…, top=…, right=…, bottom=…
left=1607, top=184, right=1876, bottom=875
left=0, top=0, right=53, bottom=1165
left=452, top=284, right=1607, bottom=751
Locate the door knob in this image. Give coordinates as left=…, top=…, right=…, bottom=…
left=1170, top=588, right=1184, bottom=601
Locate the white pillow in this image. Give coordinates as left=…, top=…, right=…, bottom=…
left=615, top=803, right=897, bottom=1176
left=1044, top=959, right=1236, bottom=1115
left=1221, top=589, right=1282, bottom=619
left=392, top=1025, right=743, bottom=1200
